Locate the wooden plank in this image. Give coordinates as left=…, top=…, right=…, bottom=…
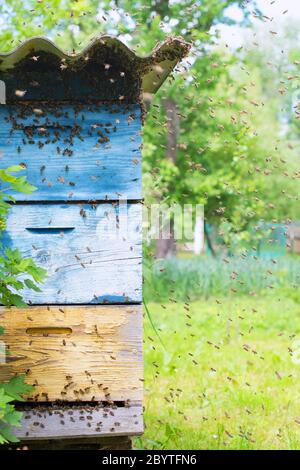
left=4, top=436, right=133, bottom=450
left=2, top=203, right=142, bottom=304
left=11, top=402, right=143, bottom=440
left=0, top=305, right=143, bottom=402
left=0, top=103, right=142, bottom=201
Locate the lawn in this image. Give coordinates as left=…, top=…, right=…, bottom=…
left=136, top=294, right=300, bottom=450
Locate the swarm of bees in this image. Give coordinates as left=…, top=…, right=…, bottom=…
left=1, top=0, right=300, bottom=453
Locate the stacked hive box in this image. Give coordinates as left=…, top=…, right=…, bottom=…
left=0, top=36, right=188, bottom=442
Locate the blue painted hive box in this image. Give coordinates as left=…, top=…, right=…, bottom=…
left=0, top=36, right=189, bottom=441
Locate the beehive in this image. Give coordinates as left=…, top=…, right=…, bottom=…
left=0, top=36, right=189, bottom=441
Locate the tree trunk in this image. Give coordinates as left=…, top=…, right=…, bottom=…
left=204, top=222, right=216, bottom=257
left=153, top=0, right=169, bottom=16
left=156, top=219, right=177, bottom=258
left=156, top=98, right=179, bottom=258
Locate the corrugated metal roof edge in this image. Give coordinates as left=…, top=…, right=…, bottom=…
left=0, top=35, right=191, bottom=94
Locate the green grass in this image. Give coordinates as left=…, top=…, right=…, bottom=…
left=144, top=256, right=300, bottom=301
left=136, top=294, right=300, bottom=450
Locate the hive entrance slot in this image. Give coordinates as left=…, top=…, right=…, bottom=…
left=26, top=227, right=75, bottom=234
left=15, top=401, right=127, bottom=410
left=26, top=327, right=72, bottom=336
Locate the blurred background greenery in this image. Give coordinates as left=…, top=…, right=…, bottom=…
left=1, top=0, right=300, bottom=449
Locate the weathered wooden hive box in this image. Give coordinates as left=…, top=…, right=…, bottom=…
left=0, top=36, right=188, bottom=441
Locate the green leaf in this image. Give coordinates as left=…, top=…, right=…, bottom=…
left=10, top=180, right=36, bottom=194
left=6, top=165, right=25, bottom=173
left=18, top=258, right=32, bottom=271
left=0, top=388, right=14, bottom=407
left=26, top=265, right=47, bottom=283
left=0, top=170, right=16, bottom=183
left=24, top=279, right=41, bottom=292
left=5, top=294, right=27, bottom=308
left=2, top=407, right=23, bottom=427
left=2, top=375, right=33, bottom=401
left=0, top=425, right=20, bottom=443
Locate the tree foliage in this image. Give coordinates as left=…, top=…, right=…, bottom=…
left=0, top=167, right=46, bottom=444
